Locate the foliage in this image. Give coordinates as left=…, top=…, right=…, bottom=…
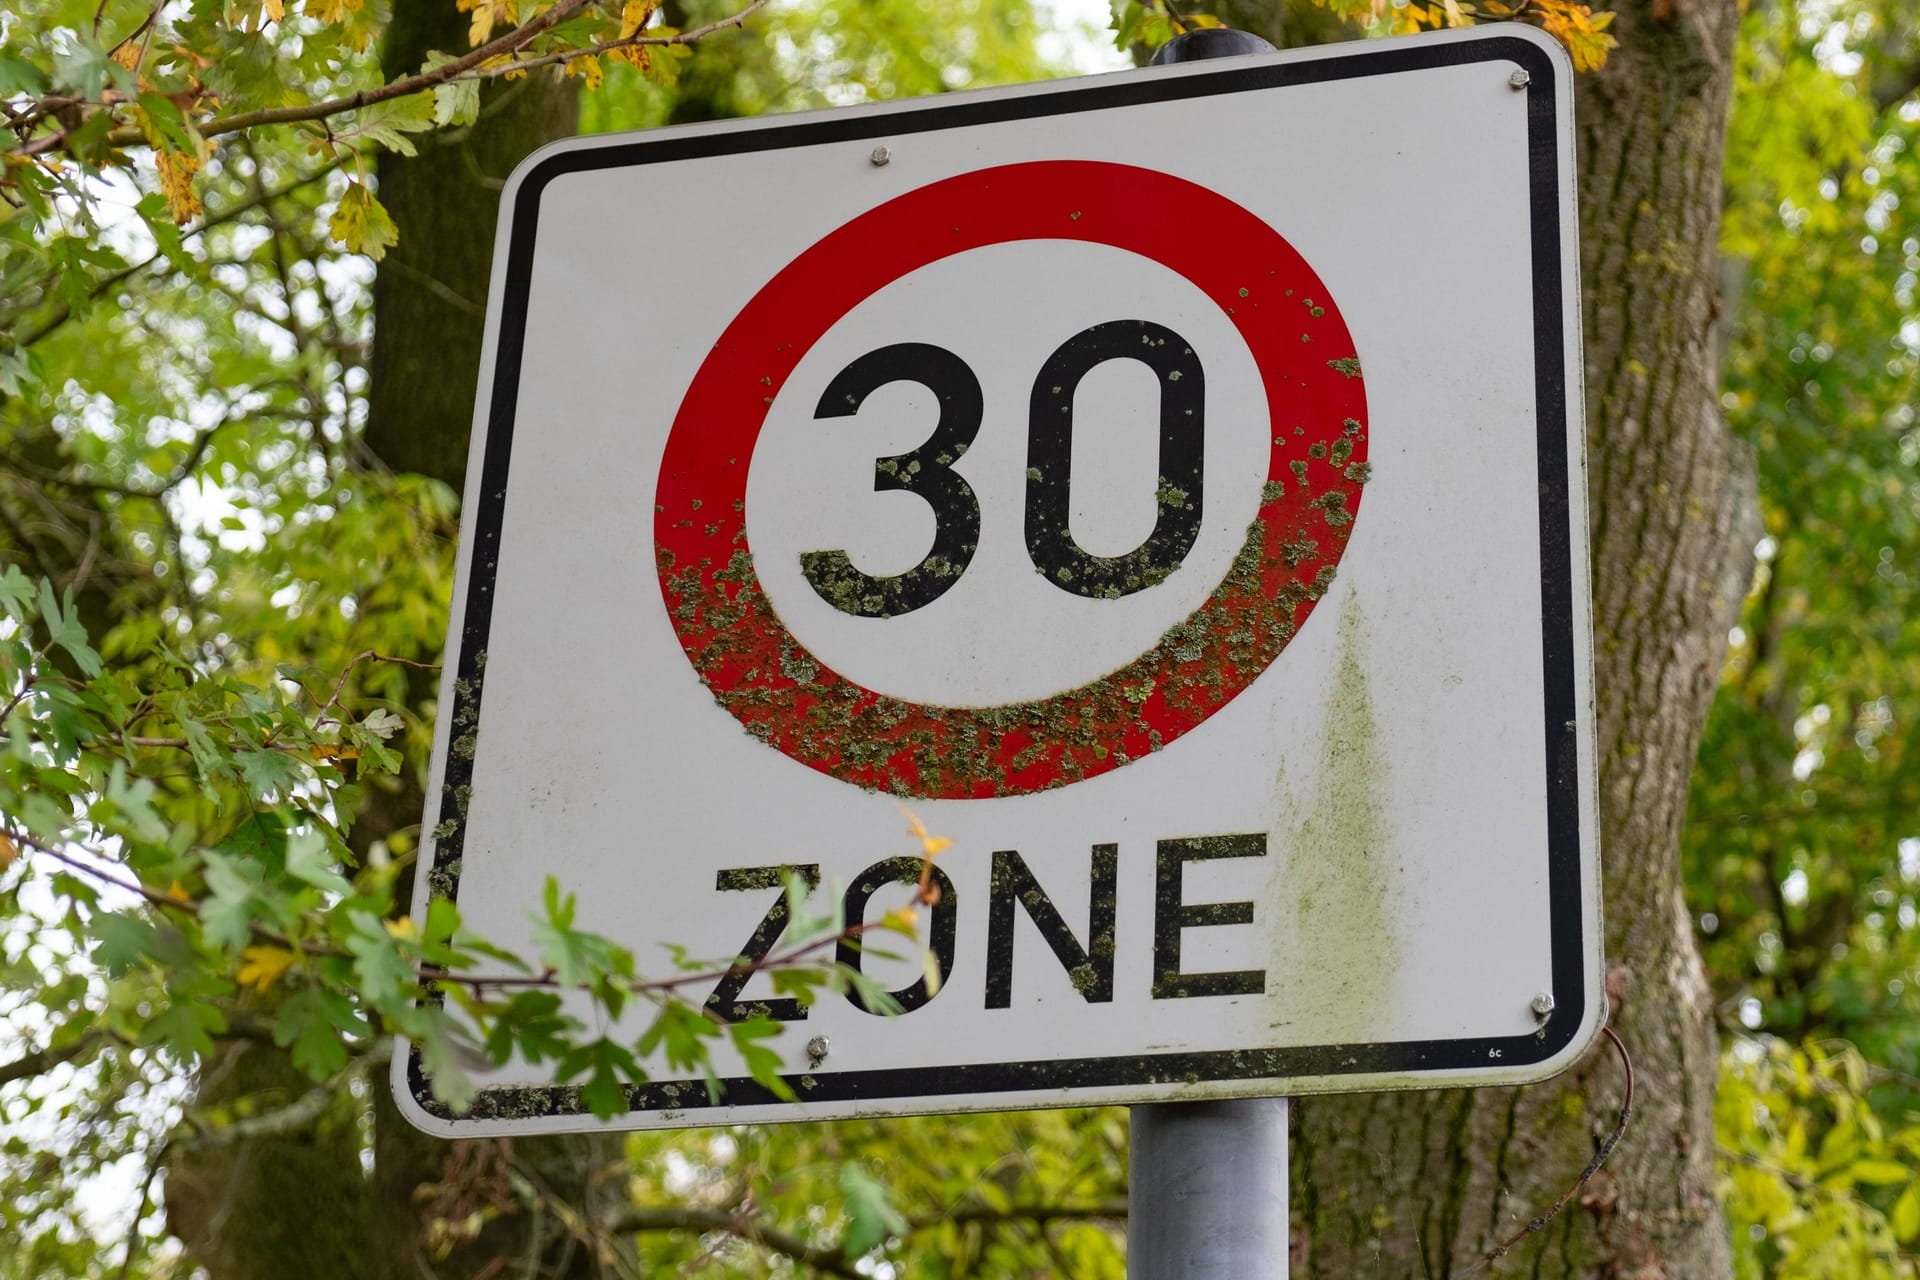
left=1718, top=1039, right=1920, bottom=1279
left=1687, top=0, right=1920, bottom=1275
left=1111, top=0, right=1615, bottom=67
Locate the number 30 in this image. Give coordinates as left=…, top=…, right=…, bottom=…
left=801, top=318, right=1206, bottom=618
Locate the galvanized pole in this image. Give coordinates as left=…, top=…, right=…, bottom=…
left=1129, top=1098, right=1290, bottom=1278
left=1127, top=27, right=1290, bottom=1280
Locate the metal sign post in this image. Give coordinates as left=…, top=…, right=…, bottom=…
left=1131, top=1097, right=1291, bottom=1278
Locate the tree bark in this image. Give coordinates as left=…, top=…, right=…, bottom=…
left=362, top=0, right=578, bottom=492
left=1212, top=2, right=1752, bottom=1276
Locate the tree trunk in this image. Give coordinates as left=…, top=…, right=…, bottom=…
left=361, top=0, right=578, bottom=491
left=1258, top=2, right=1753, bottom=1275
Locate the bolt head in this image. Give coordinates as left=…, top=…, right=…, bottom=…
left=1508, top=69, right=1531, bottom=90
left=1530, top=992, right=1556, bottom=1018
left=869, top=146, right=892, bottom=167
left=805, top=1034, right=830, bottom=1059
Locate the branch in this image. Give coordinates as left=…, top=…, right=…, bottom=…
left=907, top=1201, right=1128, bottom=1229
left=24, top=0, right=767, bottom=160
left=607, top=1204, right=866, bottom=1279
left=0, top=1027, right=107, bottom=1087
left=1871, top=57, right=1920, bottom=113
left=172, top=1039, right=392, bottom=1152
left=468, top=0, right=771, bottom=80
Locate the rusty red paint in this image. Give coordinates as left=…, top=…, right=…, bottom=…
left=655, top=160, right=1366, bottom=799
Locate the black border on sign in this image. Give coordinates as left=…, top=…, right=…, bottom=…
left=408, top=32, right=1587, bottom=1125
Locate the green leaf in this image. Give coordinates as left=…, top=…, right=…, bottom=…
left=345, top=910, right=415, bottom=1006
left=482, top=989, right=577, bottom=1065
left=636, top=1001, right=718, bottom=1072
left=1846, top=1158, right=1912, bottom=1185
left=91, top=912, right=160, bottom=975
left=356, top=708, right=403, bottom=740
left=413, top=1012, right=478, bottom=1113
left=272, top=988, right=364, bottom=1078
left=729, top=1016, right=795, bottom=1101
left=1892, top=1184, right=1920, bottom=1242
left=51, top=39, right=116, bottom=101
left=284, top=827, right=352, bottom=896
left=0, top=565, right=33, bottom=622
left=235, top=747, right=306, bottom=800
left=349, top=94, right=437, bottom=156
left=200, top=852, right=263, bottom=950
left=555, top=1037, right=642, bottom=1119
left=837, top=1162, right=907, bottom=1257
left=36, top=580, right=102, bottom=677
left=0, top=51, right=50, bottom=97
left=328, top=182, right=400, bottom=261
left=140, top=999, right=226, bottom=1066
left=425, top=53, right=481, bottom=127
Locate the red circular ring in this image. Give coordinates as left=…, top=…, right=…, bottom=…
left=655, top=160, right=1367, bottom=799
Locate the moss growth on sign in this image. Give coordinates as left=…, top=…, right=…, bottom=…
left=1268, top=591, right=1401, bottom=1039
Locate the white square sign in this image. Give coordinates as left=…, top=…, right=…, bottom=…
left=397, top=25, right=1602, bottom=1135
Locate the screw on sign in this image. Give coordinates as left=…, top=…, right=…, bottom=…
left=654, top=160, right=1368, bottom=799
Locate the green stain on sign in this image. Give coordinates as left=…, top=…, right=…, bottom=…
left=1268, top=590, right=1401, bottom=1040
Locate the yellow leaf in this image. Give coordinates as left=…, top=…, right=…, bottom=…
left=110, top=42, right=143, bottom=72
left=1537, top=0, right=1618, bottom=72
left=899, top=806, right=952, bottom=858
left=881, top=905, right=919, bottom=932
left=307, top=0, right=364, bottom=23
left=238, top=945, right=296, bottom=991
left=156, top=149, right=203, bottom=224
left=563, top=54, right=604, bottom=89
left=264, top=0, right=285, bottom=21
left=619, top=0, right=656, bottom=39
left=385, top=916, right=417, bottom=940
left=0, top=832, right=15, bottom=869
left=459, top=0, right=516, bottom=47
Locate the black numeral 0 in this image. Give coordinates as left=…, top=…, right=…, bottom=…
left=1025, top=320, right=1204, bottom=599
left=800, top=321, right=1203, bottom=616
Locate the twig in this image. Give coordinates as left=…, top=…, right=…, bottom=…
left=311, top=648, right=440, bottom=730
left=113, top=1147, right=164, bottom=1280
left=1458, top=1025, right=1634, bottom=1275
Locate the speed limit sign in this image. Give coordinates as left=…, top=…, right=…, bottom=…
left=399, top=25, right=1601, bottom=1136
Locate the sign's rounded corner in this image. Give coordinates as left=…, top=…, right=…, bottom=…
left=389, top=1043, right=465, bottom=1140
left=1478, top=23, right=1574, bottom=81
left=1522, top=987, right=1609, bottom=1085
left=499, top=136, right=596, bottom=217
